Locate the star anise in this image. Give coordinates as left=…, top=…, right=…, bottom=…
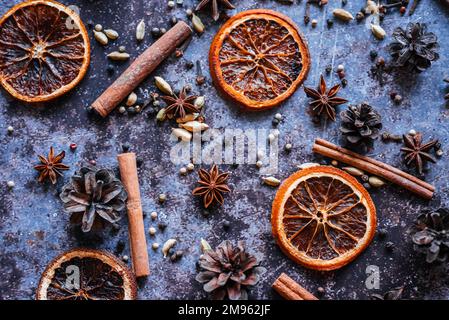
left=192, top=165, right=231, bottom=208
left=34, top=147, right=70, bottom=184
left=400, top=133, right=438, bottom=175
left=304, top=75, right=348, bottom=121
left=195, top=0, right=235, bottom=21
left=161, top=86, right=199, bottom=119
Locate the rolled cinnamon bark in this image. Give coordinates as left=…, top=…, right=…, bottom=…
left=272, top=273, right=318, bottom=300
left=117, top=153, right=150, bottom=277
left=92, top=21, right=192, bottom=117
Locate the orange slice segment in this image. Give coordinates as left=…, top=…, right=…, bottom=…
left=0, top=0, right=90, bottom=103
left=272, top=166, right=376, bottom=271
left=209, top=9, right=310, bottom=110
left=36, top=248, right=137, bottom=300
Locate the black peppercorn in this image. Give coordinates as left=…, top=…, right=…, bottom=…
left=326, top=19, right=333, bottom=28
left=223, top=220, right=231, bottom=230
left=136, top=156, right=144, bottom=167
left=385, top=241, right=395, bottom=252
left=186, top=61, right=194, bottom=69
left=116, top=240, right=125, bottom=253
left=122, top=143, right=130, bottom=152
left=272, top=119, right=279, bottom=126
left=341, top=78, right=348, bottom=87
left=128, top=107, right=136, bottom=114
left=158, top=222, right=167, bottom=231
left=377, top=228, right=387, bottom=239
left=151, top=27, right=161, bottom=37
left=325, top=65, right=332, bottom=74
left=370, top=50, right=378, bottom=60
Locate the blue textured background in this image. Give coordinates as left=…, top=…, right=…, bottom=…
left=1, top=0, right=449, bottom=300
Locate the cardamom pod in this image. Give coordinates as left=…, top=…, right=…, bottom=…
left=162, top=239, right=177, bottom=257
left=368, top=176, right=385, bottom=188
left=156, top=108, right=166, bottom=121
left=194, top=96, right=205, bottom=108
left=107, top=51, right=130, bottom=61
left=136, top=19, right=145, bottom=41
left=371, top=24, right=386, bottom=40
left=297, top=162, right=320, bottom=170
left=200, top=238, right=212, bottom=253
left=192, top=14, right=205, bottom=33
left=172, top=128, right=192, bottom=141
left=126, top=92, right=137, bottom=106
left=104, top=29, right=119, bottom=40
left=343, top=167, right=364, bottom=176
left=333, top=9, right=354, bottom=22
left=155, top=76, right=173, bottom=95
left=263, top=176, right=281, bottom=187
left=179, top=121, right=209, bottom=132
left=93, top=31, right=108, bottom=45
left=176, top=113, right=199, bottom=123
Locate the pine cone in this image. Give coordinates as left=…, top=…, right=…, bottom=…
left=340, top=103, right=382, bottom=145
left=412, top=208, right=449, bottom=263
left=195, top=240, right=265, bottom=300
left=60, top=166, right=127, bottom=232
left=388, top=23, right=439, bottom=72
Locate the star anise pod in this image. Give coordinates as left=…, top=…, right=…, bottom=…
left=192, top=165, right=231, bottom=208
left=304, top=75, right=348, bottom=121
left=195, top=0, right=235, bottom=21
left=371, top=287, right=404, bottom=300
left=161, top=86, right=199, bottom=119
left=34, top=147, right=70, bottom=184
left=400, top=133, right=438, bottom=175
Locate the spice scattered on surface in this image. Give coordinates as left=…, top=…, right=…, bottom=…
left=304, top=75, right=348, bottom=121
left=7, top=180, right=15, bottom=189
left=34, top=147, right=70, bottom=184
left=192, top=165, right=231, bottom=208
left=195, top=0, right=235, bottom=21
left=162, top=239, right=177, bottom=257
left=401, top=133, right=438, bottom=175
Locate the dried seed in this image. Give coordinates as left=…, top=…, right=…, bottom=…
left=122, top=255, right=129, bottom=262
left=126, top=92, right=137, bottom=106
left=368, top=176, right=385, bottom=188
left=192, top=14, right=205, bottom=33
left=371, top=24, right=386, bottom=40
left=162, top=239, right=177, bottom=257
left=155, top=76, right=173, bottom=95
left=94, top=24, right=103, bottom=32
left=179, top=121, right=209, bottom=132
left=436, top=149, right=443, bottom=157
left=274, top=113, right=283, bottom=121
left=93, top=31, right=108, bottom=45
left=104, top=29, right=119, bottom=40
left=200, top=238, right=212, bottom=253
left=118, top=106, right=126, bottom=114
left=172, top=128, right=192, bottom=141
left=176, top=113, right=199, bottom=123
left=179, top=167, right=187, bottom=175
left=119, top=45, right=126, bottom=53
left=298, top=162, right=320, bottom=170
left=263, top=176, right=281, bottom=187
left=284, top=143, right=292, bottom=151
left=152, top=242, right=160, bottom=250
left=7, top=126, right=14, bottom=134
left=136, top=19, right=145, bottom=41
left=194, top=96, right=205, bottom=108
left=156, top=108, right=166, bottom=121
left=107, top=51, right=130, bottom=61
left=331, top=160, right=338, bottom=166
left=342, top=167, right=364, bottom=176
left=256, top=160, right=263, bottom=168
left=158, top=193, right=167, bottom=203
left=333, top=8, right=354, bottom=21
left=7, top=180, right=15, bottom=189
left=149, top=227, right=156, bottom=236
left=187, top=163, right=195, bottom=171
left=150, top=211, right=158, bottom=220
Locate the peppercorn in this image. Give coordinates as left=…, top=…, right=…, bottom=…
left=326, top=19, right=333, bottom=28
left=122, top=143, right=130, bottom=152
left=171, top=17, right=178, bottom=26
left=400, top=6, right=406, bottom=15
left=223, top=220, right=231, bottom=230
left=370, top=50, right=378, bottom=60
left=317, top=287, right=325, bottom=296
left=89, top=159, right=96, bottom=166
left=70, top=143, right=77, bottom=151
left=341, top=78, right=348, bottom=87
left=385, top=241, right=395, bottom=252
left=136, top=156, right=143, bottom=167
left=116, top=240, right=125, bottom=253
left=186, top=60, right=194, bottom=69
left=151, top=27, right=161, bottom=37
left=272, top=118, right=279, bottom=126
left=325, top=65, right=332, bottom=74
left=158, top=222, right=167, bottom=230
left=377, top=228, right=387, bottom=239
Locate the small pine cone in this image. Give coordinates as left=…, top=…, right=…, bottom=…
left=412, top=208, right=449, bottom=263
left=195, top=240, right=265, bottom=300
left=340, top=103, right=382, bottom=146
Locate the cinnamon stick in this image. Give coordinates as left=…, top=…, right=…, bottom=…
left=312, top=139, right=434, bottom=200
left=92, top=21, right=192, bottom=117
left=117, top=153, right=150, bottom=277
left=272, top=273, right=318, bottom=300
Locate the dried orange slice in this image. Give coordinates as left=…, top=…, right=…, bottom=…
left=209, top=9, right=310, bottom=110
left=36, top=248, right=137, bottom=300
left=272, top=166, right=376, bottom=271
left=0, top=0, right=90, bottom=103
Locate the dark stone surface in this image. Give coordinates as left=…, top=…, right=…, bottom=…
left=0, top=0, right=449, bottom=300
